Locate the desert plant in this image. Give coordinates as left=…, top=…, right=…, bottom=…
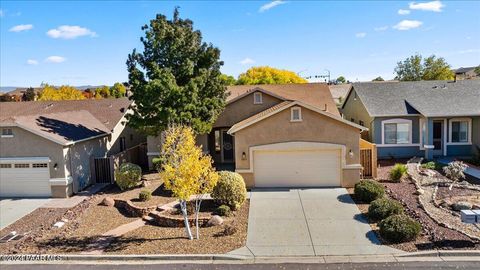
left=115, top=163, right=142, bottom=191
left=221, top=223, right=238, bottom=236
left=379, top=214, right=421, bottom=243
left=421, top=161, right=439, bottom=170
left=368, top=198, right=404, bottom=220
left=152, top=157, right=162, bottom=171
left=211, top=171, right=247, bottom=210
left=214, top=205, right=232, bottom=217
left=354, top=180, right=385, bottom=203
left=443, top=161, right=468, bottom=190
left=389, top=163, right=407, bottom=182
left=139, top=189, right=152, bottom=201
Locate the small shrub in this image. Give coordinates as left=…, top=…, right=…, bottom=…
left=354, top=180, right=385, bottom=203
left=221, top=223, right=238, bottom=236
left=443, top=161, right=468, bottom=189
left=115, top=163, right=142, bottom=191
left=389, top=163, right=407, bottom=182
left=211, top=171, right=247, bottom=210
left=139, top=189, right=152, bottom=201
left=379, top=214, right=421, bottom=243
left=152, top=157, right=162, bottom=171
left=368, top=198, right=404, bottom=220
left=214, top=205, right=232, bottom=217
left=421, top=161, right=438, bottom=170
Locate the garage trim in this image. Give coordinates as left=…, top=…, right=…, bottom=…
left=0, top=157, right=51, bottom=164
left=236, top=142, right=350, bottom=174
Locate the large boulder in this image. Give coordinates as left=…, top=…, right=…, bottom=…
left=207, top=215, right=224, bottom=226
left=451, top=201, right=473, bottom=211
left=100, top=197, right=115, bottom=207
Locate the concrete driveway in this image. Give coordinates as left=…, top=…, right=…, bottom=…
left=0, top=198, right=50, bottom=230
left=242, top=188, right=402, bottom=257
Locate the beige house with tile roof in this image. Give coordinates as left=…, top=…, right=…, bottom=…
left=148, top=83, right=366, bottom=188
left=0, top=98, right=146, bottom=198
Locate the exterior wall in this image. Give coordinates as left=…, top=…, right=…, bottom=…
left=0, top=126, right=66, bottom=179
left=108, top=125, right=146, bottom=155
left=65, top=137, right=109, bottom=192
left=444, top=116, right=479, bottom=157
left=213, top=91, right=283, bottom=128
left=341, top=89, right=374, bottom=141
left=233, top=107, right=361, bottom=187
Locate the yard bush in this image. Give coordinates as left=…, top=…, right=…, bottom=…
left=115, top=163, right=142, bottom=190
left=139, top=189, right=152, bottom=201
left=214, top=205, right=232, bottom=217
left=211, top=171, right=247, bottom=210
left=354, top=180, right=385, bottom=203
left=389, top=164, right=407, bottom=182
left=379, top=214, right=421, bottom=243
left=368, top=198, right=404, bottom=220
left=421, top=161, right=439, bottom=170
left=152, top=157, right=162, bottom=171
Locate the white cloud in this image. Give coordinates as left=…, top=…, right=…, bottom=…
left=47, top=25, right=97, bottom=39
left=355, top=32, right=367, bottom=38
left=259, top=1, right=287, bottom=12
left=374, top=26, right=389, bottom=31
left=27, top=59, right=38, bottom=65
left=393, top=20, right=423, bottom=30
left=45, top=56, right=66, bottom=63
left=240, top=58, right=255, bottom=65
left=398, top=9, right=411, bottom=15
left=9, top=24, right=33, bottom=32
left=409, top=1, right=445, bottom=12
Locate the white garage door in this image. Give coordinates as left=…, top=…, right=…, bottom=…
left=254, top=149, right=341, bottom=187
left=0, top=160, right=51, bottom=197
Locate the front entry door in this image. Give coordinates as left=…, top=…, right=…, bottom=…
left=221, top=130, right=234, bottom=163
left=432, top=121, right=443, bottom=156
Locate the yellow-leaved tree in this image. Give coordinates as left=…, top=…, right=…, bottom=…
left=160, top=125, right=218, bottom=240
left=237, top=66, right=308, bottom=85
left=38, top=85, right=85, bottom=101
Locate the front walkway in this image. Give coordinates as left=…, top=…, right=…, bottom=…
left=234, top=188, right=401, bottom=257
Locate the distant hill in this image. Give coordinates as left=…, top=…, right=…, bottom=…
left=0, top=87, right=18, bottom=93
left=1, top=85, right=107, bottom=93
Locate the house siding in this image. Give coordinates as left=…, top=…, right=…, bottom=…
left=341, top=89, right=374, bottom=141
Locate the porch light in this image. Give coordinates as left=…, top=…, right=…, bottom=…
left=242, top=152, right=247, bottom=160
left=349, top=150, right=354, bottom=158
left=53, top=163, right=58, bottom=170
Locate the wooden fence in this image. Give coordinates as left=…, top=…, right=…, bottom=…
left=360, top=139, right=377, bottom=179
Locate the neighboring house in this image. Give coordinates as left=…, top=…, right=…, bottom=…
left=329, top=84, right=352, bottom=106
left=0, top=98, right=146, bottom=198
left=148, top=83, right=366, bottom=188
left=454, top=66, right=478, bottom=80
left=5, top=87, right=43, bottom=102
left=341, top=80, right=480, bottom=160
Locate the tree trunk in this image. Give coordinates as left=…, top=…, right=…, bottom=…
left=180, top=200, right=193, bottom=240
left=195, top=195, right=203, bottom=239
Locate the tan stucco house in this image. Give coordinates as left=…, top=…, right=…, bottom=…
left=0, top=98, right=146, bottom=198
left=148, top=83, right=366, bottom=188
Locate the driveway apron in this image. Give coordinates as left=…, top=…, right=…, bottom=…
left=245, top=188, right=402, bottom=256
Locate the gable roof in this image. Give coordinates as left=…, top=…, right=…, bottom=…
left=329, top=84, right=352, bottom=104
left=0, top=98, right=132, bottom=145
left=228, top=100, right=366, bottom=134
left=348, top=80, right=480, bottom=117
left=454, top=66, right=477, bottom=74
left=226, top=83, right=340, bottom=117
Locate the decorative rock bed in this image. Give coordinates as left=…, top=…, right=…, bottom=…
left=113, top=199, right=157, bottom=217
left=407, top=158, right=480, bottom=240
left=148, top=210, right=211, bottom=227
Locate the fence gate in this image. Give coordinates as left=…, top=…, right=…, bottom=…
left=360, top=149, right=372, bottom=178
left=92, top=157, right=114, bottom=184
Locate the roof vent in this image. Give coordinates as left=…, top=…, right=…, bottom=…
left=103, top=120, right=110, bottom=125
left=432, top=85, right=438, bottom=89
left=442, top=84, right=447, bottom=89
left=323, top=104, right=328, bottom=111
left=108, top=104, right=113, bottom=108
left=45, top=103, right=54, bottom=109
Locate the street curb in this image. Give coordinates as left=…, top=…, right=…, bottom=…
left=396, top=250, right=480, bottom=258
left=62, top=254, right=247, bottom=261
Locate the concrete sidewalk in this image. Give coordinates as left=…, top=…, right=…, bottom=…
left=0, top=198, right=50, bottom=230
left=239, top=188, right=402, bottom=257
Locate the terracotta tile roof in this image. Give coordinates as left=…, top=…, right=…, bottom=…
left=226, top=83, right=340, bottom=116
left=0, top=98, right=132, bottom=144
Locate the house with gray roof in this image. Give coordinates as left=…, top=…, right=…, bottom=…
left=454, top=66, right=478, bottom=80
left=341, top=80, right=480, bottom=160
left=0, top=98, right=146, bottom=198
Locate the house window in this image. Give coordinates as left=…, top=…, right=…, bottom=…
left=14, top=163, right=30, bottom=168
left=32, top=163, right=48, bottom=168
left=382, top=119, right=412, bottom=144
left=449, top=118, right=471, bottom=144
left=291, top=107, right=302, bottom=122
left=1, top=128, right=13, bottom=138
left=359, top=120, right=365, bottom=126
left=0, top=164, right=12, bottom=168
left=120, top=137, right=126, bottom=151
left=214, top=130, right=221, bottom=152
left=254, top=92, right=263, bottom=104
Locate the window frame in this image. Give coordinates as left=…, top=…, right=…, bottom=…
left=381, top=119, right=413, bottom=145
left=448, top=118, right=472, bottom=145
left=214, top=130, right=221, bottom=152
left=253, top=92, right=263, bottom=104
left=1, top=128, right=14, bottom=138
left=290, top=107, right=302, bottom=122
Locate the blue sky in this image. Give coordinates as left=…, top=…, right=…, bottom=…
left=1, top=0, right=479, bottom=87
